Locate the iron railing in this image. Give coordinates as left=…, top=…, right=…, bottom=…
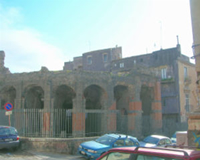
left=0, top=109, right=129, bottom=138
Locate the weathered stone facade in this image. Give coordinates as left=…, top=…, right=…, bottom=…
left=0, top=51, right=162, bottom=138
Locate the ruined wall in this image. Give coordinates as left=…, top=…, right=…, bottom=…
left=0, top=66, right=162, bottom=138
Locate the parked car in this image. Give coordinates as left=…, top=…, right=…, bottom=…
left=97, top=146, right=200, bottom=160
left=171, top=131, right=187, bottom=144
left=0, top=126, right=20, bottom=150
left=140, top=135, right=172, bottom=147
left=78, top=133, right=140, bottom=160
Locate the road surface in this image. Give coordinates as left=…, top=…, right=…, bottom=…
left=0, top=149, right=85, bottom=160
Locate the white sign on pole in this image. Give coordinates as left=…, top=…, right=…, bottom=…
left=5, top=111, right=12, bottom=116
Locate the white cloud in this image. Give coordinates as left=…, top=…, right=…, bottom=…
left=0, top=5, right=67, bottom=73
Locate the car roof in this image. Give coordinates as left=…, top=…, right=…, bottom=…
left=0, top=126, right=16, bottom=129
left=147, top=135, right=170, bottom=139
left=107, top=147, right=200, bottom=157
left=106, top=133, right=138, bottom=140
left=0, top=125, right=11, bottom=128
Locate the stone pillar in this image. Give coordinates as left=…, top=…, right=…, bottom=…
left=42, top=80, right=53, bottom=137
left=188, top=109, right=200, bottom=148
left=14, top=82, right=24, bottom=109
left=44, top=80, right=52, bottom=109
left=72, top=94, right=85, bottom=137
left=100, top=97, right=109, bottom=133
left=151, top=82, right=162, bottom=134
left=128, top=84, right=142, bottom=138
left=107, top=99, right=117, bottom=132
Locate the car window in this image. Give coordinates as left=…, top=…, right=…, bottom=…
left=95, top=134, right=117, bottom=145
left=165, top=139, right=171, bottom=144
left=136, top=154, right=183, bottom=160
left=125, top=138, right=134, bottom=146
left=0, top=127, right=18, bottom=136
left=125, top=138, right=138, bottom=146
left=158, top=139, right=165, bottom=146
left=99, top=152, right=132, bottom=160
left=114, top=139, right=124, bottom=146
left=143, top=136, right=159, bottom=144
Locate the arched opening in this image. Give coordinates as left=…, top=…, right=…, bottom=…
left=54, top=85, right=76, bottom=137
left=0, top=86, right=16, bottom=109
left=140, top=85, right=153, bottom=137
left=23, top=85, right=44, bottom=136
left=114, top=85, right=128, bottom=134
left=84, top=85, right=105, bottom=136
left=24, top=86, right=44, bottom=109
left=0, top=86, right=16, bottom=126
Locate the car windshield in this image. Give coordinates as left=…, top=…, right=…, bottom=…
left=0, top=127, right=17, bottom=136
left=95, top=134, right=117, bottom=145
left=143, top=136, right=159, bottom=144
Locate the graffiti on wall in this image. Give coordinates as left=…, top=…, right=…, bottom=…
left=193, top=132, right=200, bottom=149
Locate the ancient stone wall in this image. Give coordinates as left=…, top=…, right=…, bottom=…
left=0, top=67, right=162, bottom=138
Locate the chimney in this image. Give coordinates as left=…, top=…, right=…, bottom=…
left=176, top=35, right=181, bottom=53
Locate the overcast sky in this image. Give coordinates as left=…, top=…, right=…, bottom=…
left=0, top=0, right=193, bottom=73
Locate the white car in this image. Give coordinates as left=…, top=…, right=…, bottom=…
left=140, top=135, right=172, bottom=147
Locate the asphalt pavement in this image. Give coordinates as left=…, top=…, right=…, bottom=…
left=0, top=149, right=85, bottom=160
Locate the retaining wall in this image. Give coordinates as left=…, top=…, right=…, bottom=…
left=20, top=137, right=97, bottom=155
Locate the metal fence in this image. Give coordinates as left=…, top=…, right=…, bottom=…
left=0, top=109, right=186, bottom=138
left=0, top=109, right=130, bottom=138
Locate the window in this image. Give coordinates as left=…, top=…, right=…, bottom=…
left=120, top=63, right=124, bottom=68
left=114, top=139, right=124, bottom=146
left=136, top=155, right=182, bottom=160
left=125, top=138, right=135, bottom=146
left=103, top=53, right=108, bottom=62
left=158, top=139, right=165, bottom=146
left=161, top=68, right=167, bottom=79
left=165, top=139, right=171, bottom=145
left=162, top=99, right=166, bottom=107
left=87, top=56, right=92, bottom=65
left=185, top=94, right=189, bottom=112
left=184, top=67, right=187, bottom=79
left=100, top=152, right=132, bottom=160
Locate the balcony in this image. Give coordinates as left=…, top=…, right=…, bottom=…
left=161, top=77, right=174, bottom=84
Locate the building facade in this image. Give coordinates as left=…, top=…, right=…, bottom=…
left=0, top=50, right=162, bottom=139
left=188, top=0, right=200, bottom=147
left=65, top=43, right=197, bottom=136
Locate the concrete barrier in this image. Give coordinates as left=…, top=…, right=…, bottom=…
left=19, top=137, right=97, bottom=155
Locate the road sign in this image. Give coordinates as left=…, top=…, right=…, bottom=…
left=4, top=102, right=13, bottom=111
left=5, top=111, right=12, bottom=115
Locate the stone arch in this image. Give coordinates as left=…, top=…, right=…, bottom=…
left=53, top=84, right=76, bottom=137
left=83, top=84, right=106, bottom=136
left=54, top=84, right=76, bottom=109
left=23, top=85, right=44, bottom=109
left=140, top=84, right=154, bottom=136
left=0, top=86, right=16, bottom=109
left=114, top=85, right=129, bottom=134
left=22, top=85, right=44, bottom=136
left=83, top=84, right=106, bottom=109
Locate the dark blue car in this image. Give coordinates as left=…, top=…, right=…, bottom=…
left=78, top=133, right=139, bottom=160
left=0, top=126, right=20, bottom=150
